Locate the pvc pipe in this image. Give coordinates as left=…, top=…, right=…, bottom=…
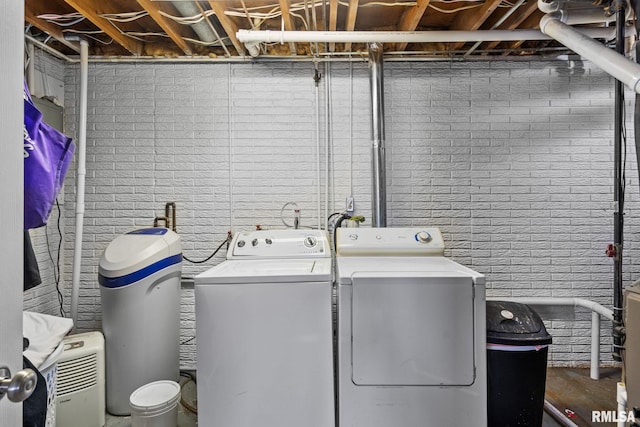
left=592, top=312, right=601, bottom=380
left=24, top=34, right=76, bottom=63
left=237, top=28, right=616, bottom=44
left=26, top=42, right=35, bottom=94
left=71, top=39, right=88, bottom=329
left=540, top=15, right=640, bottom=93
left=617, top=382, right=627, bottom=427
left=487, top=297, right=613, bottom=380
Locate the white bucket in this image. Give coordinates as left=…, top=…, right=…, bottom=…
left=129, top=380, right=181, bottom=427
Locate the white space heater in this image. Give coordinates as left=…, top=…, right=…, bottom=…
left=55, top=331, right=106, bottom=427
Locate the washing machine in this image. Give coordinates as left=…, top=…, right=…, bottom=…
left=195, top=229, right=335, bottom=427
left=336, top=227, right=487, bottom=427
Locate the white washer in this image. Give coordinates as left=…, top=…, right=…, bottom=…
left=195, top=229, right=335, bottom=427
left=336, top=227, right=487, bottom=427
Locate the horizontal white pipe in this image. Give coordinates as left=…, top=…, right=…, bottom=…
left=24, top=34, right=76, bottom=63
left=237, top=28, right=616, bottom=44
left=491, top=296, right=613, bottom=320
left=540, top=16, right=640, bottom=93
left=487, top=296, right=613, bottom=380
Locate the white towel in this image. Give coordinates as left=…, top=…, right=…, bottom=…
left=23, top=311, right=73, bottom=368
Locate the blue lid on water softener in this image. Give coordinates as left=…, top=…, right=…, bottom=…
left=98, top=228, right=182, bottom=288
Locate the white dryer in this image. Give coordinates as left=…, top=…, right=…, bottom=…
left=336, top=227, right=486, bottom=427
left=195, top=229, right=334, bottom=427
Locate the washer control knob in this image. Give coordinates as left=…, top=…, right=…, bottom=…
left=237, top=240, right=245, bottom=248
left=252, top=238, right=259, bottom=247
left=416, top=231, right=432, bottom=243
left=304, top=236, right=317, bottom=248
left=265, top=238, right=273, bottom=245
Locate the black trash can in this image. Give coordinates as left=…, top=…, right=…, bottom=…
left=486, top=301, right=552, bottom=427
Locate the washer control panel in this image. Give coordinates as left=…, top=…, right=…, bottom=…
left=228, top=229, right=329, bottom=259
left=336, top=227, right=445, bottom=256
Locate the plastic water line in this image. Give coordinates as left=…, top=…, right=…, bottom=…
left=487, top=296, right=613, bottom=380
left=70, top=39, right=89, bottom=329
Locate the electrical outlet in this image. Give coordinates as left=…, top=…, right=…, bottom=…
left=346, top=197, right=355, bottom=213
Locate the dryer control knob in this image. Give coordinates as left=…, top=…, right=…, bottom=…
left=416, top=231, right=432, bottom=243
left=237, top=240, right=246, bottom=248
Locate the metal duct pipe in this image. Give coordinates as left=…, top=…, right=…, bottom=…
left=369, top=43, right=386, bottom=227
left=171, top=1, right=217, bottom=43
left=540, top=15, right=640, bottom=93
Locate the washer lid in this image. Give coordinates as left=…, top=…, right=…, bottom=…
left=99, top=228, right=182, bottom=278
left=195, top=258, right=332, bottom=284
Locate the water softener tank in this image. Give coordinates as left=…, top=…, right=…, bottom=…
left=99, top=228, right=182, bottom=415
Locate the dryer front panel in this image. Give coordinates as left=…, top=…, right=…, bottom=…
left=351, top=272, right=476, bottom=386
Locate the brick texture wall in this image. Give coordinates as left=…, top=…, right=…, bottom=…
left=54, top=59, right=640, bottom=369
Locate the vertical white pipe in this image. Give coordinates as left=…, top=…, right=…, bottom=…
left=591, top=311, right=600, bottom=380
left=26, top=42, right=35, bottom=94
left=617, top=382, right=627, bottom=427
left=71, top=39, right=88, bottom=328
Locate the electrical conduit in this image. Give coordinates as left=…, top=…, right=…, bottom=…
left=71, top=39, right=88, bottom=329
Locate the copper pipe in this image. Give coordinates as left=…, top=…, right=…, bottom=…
left=165, top=202, right=177, bottom=232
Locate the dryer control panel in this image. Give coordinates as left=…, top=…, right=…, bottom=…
left=336, top=227, right=445, bottom=256
left=228, top=229, right=329, bottom=259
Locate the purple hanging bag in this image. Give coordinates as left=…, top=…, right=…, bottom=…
left=23, top=83, right=75, bottom=229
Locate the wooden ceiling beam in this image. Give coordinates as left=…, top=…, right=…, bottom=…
left=501, top=10, right=543, bottom=55
left=329, top=0, right=339, bottom=52
left=135, top=0, right=193, bottom=55
left=344, top=0, right=359, bottom=52
left=63, top=0, right=143, bottom=55
left=207, top=1, right=245, bottom=56
left=448, top=0, right=503, bottom=51
left=24, top=7, right=81, bottom=53
left=279, top=0, right=298, bottom=55
left=395, top=0, right=431, bottom=51
left=479, top=0, right=539, bottom=53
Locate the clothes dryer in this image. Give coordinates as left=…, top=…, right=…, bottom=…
left=195, top=229, right=334, bottom=427
left=335, top=227, right=487, bottom=427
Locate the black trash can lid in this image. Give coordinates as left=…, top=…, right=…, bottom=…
left=487, top=301, right=552, bottom=346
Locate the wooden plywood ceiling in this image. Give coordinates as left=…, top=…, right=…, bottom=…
left=24, top=0, right=623, bottom=60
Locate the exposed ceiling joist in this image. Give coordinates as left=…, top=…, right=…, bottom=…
left=63, top=0, right=144, bottom=55
left=344, top=0, right=359, bottom=52
left=480, top=0, right=539, bottom=52
left=208, top=0, right=245, bottom=56
left=449, top=0, right=503, bottom=51
left=329, top=0, right=339, bottom=52
left=24, top=7, right=81, bottom=53
left=395, top=0, right=431, bottom=52
left=135, top=0, right=193, bottom=56
left=279, top=0, right=298, bottom=55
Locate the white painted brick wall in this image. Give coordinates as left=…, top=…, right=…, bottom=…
left=56, top=58, right=640, bottom=369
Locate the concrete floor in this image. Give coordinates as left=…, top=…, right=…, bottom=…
left=104, top=368, right=620, bottom=427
